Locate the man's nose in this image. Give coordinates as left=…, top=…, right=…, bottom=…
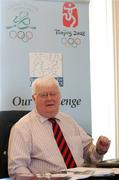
left=47, top=94, right=52, bottom=99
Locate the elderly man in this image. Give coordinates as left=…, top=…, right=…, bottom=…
left=8, top=75, right=110, bottom=179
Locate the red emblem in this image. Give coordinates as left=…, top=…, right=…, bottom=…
left=63, top=2, right=78, bottom=28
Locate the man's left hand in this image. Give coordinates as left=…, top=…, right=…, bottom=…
left=96, top=136, right=111, bottom=155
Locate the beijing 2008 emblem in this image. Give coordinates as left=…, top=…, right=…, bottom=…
left=63, top=2, right=78, bottom=28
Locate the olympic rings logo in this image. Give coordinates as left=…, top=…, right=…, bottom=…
left=9, top=30, right=33, bottom=43
left=61, top=37, right=81, bottom=48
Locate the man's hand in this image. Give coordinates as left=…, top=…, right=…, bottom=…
left=96, top=136, right=111, bottom=155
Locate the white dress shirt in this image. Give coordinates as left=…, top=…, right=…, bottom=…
left=8, top=109, right=103, bottom=178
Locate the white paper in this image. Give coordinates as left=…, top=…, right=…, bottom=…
left=29, top=52, right=63, bottom=78
left=67, top=167, right=115, bottom=178
left=29, top=52, right=63, bottom=86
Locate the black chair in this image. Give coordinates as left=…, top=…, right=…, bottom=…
left=0, top=110, right=30, bottom=179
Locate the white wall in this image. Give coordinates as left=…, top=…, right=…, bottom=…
left=112, top=0, right=119, bottom=158
left=89, top=0, right=116, bottom=159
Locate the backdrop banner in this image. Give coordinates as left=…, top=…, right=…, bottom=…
left=0, top=0, right=91, bottom=134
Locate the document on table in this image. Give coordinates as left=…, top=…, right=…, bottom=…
left=15, top=167, right=117, bottom=180
left=36, top=167, right=115, bottom=179
left=51, top=169, right=93, bottom=180
left=66, top=167, right=115, bottom=179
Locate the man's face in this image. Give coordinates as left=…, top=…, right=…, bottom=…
left=32, top=85, right=61, bottom=118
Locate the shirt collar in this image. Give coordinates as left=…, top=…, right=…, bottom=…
left=33, top=108, right=61, bottom=123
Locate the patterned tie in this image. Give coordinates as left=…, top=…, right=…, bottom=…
left=48, top=118, right=77, bottom=169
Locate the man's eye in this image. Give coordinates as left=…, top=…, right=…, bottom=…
left=39, top=93, right=48, bottom=97
left=39, top=92, right=57, bottom=98
left=42, top=94, right=47, bottom=97
left=50, top=92, right=56, bottom=96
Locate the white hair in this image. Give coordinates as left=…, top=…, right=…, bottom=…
left=32, top=75, right=60, bottom=95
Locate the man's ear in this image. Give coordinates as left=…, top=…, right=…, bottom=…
left=32, top=95, right=35, bottom=101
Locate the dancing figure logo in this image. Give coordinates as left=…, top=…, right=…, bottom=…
left=63, top=2, right=78, bottom=28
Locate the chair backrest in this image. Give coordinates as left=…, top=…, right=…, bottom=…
left=0, top=110, right=30, bottom=179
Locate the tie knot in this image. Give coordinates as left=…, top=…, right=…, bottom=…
left=48, top=118, right=56, bottom=124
